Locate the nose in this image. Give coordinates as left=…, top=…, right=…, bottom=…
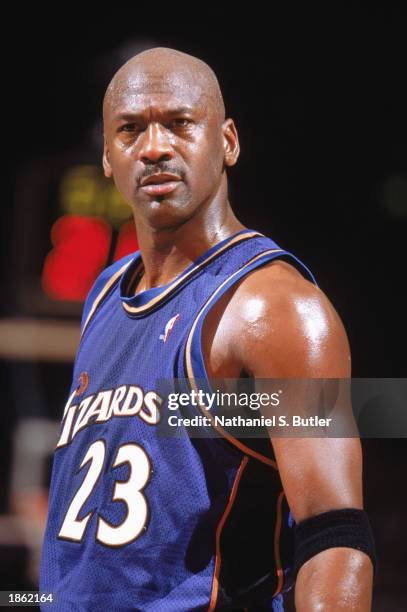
left=138, top=122, right=174, bottom=164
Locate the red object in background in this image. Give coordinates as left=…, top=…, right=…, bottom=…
left=113, top=220, right=139, bottom=261
left=42, top=215, right=112, bottom=302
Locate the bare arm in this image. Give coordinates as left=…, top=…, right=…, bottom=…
left=211, top=261, right=374, bottom=610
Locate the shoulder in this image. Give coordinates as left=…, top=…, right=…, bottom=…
left=202, top=259, right=351, bottom=378
left=235, top=259, right=350, bottom=376
left=232, top=258, right=332, bottom=325
left=80, top=251, right=137, bottom=332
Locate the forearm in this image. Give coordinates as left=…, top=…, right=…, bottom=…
left=295, top=547, right=373, bottom=611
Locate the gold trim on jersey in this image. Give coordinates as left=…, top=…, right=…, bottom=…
left=81, top=260, right=133, bottom=338
left=185, top=248, right=284, bottom=468
left=125, top=261, right=144, bottom=295
left=121, top=231, right=263, bottom=315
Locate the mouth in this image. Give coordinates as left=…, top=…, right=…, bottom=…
left=141, top=181, right=181, bottom=196
left=140, top=173, right=182, bottom=196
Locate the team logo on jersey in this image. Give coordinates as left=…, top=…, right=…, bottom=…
left=159, top=314, right=180, bottom=342
left=56, top=384, right=164, bottom=449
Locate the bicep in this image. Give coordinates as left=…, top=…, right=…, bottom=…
left=237, top=273, right=361, bottom=519
left=271, top=436, right=363, bottom=522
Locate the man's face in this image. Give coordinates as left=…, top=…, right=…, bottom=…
left=103, top=70, right=227, bottom=228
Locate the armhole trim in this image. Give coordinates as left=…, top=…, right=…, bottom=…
left=185, top=249, right=283, bottom=467
left=184, top=248, right=317, bottom=467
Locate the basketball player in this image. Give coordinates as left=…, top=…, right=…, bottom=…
left=40, top=48, right=376, bottom=610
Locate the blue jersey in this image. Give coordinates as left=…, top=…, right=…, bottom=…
left=40, top=229, right=316, bottom=611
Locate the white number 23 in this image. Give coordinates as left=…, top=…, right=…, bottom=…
left=58, top=440, right=151, bottom=546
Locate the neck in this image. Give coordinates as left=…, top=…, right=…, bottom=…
left=132, top=175, right=246, bottom=290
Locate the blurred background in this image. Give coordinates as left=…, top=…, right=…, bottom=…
left=0, top=8, right=406, bottom=610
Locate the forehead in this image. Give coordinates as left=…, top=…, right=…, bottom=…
left=107, top=70, right=208, bottom=120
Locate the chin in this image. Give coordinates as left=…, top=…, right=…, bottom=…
left=142, top=197, right=196, bottom=230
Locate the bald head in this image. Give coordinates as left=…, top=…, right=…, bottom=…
left=101, top=46, right=241, bottom=227
left=103, top=47, right=225, bottom=127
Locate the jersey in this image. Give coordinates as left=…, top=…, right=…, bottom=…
left=40, top=228, right=317, bottom=611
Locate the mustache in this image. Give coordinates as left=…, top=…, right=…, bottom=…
left=138, top=164, right=185, bottom=184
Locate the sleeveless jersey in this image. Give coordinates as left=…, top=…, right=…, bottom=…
left=40, top=229, right=317, bottom=611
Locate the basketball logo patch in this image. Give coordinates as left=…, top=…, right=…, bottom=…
left=159, top=314, right=180, bottom=342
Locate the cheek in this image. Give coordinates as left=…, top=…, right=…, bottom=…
left=189, top=141, right=223, bottom=187
left=110, top=154, right=135, bottom=194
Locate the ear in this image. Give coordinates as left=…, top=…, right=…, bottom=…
left=222, top=118, right=240, bottom=167
left=102, top=137, right=113, bottom=178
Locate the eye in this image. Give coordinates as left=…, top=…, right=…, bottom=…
left=119, top=123, right=140, bottom=133
left=170, top=118, right=192, bottom=128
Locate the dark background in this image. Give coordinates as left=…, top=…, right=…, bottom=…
left=0, top=8, right=405, bottom=610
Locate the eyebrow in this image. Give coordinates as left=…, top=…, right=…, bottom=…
left=113, top=106, right=195, bottom=123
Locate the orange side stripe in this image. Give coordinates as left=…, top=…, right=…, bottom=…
left=272, top=491, right=285, bottom=597
left=208, top=456, right=249, bottom=612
